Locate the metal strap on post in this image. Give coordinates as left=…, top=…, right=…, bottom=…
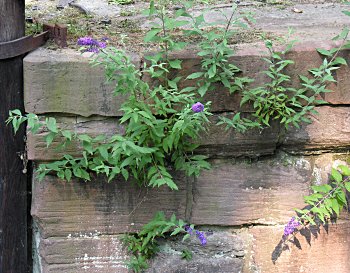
left=0, top=23, right=67, bottom=60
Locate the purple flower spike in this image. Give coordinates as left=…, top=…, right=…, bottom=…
left=184, top=225, right=207, bottom=246
left=191, top=102, right=204, bottom=113
left=77, top=37, right=98, bottom=46
left=283, top=217, right=301, bottom=237
left=195, top=230, right=207, bottom=246
left=77, top=37, right=108, bottom=53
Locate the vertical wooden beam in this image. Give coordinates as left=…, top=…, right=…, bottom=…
left=0, top=1, right=28, bottom=272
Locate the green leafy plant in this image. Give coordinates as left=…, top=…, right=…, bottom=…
left=8, top=1, right=350, bottom=271
left=122, top=211, right=198, bottom=272
left=185, top=4, right=254, bottom=97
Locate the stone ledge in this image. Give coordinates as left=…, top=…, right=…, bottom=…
left=26, top=114, right=280, bottom=161
left=281, top=106, right=350, bottom=154
left=24, top=41, right=350, bottom=117
left=31, top=173, right=188, bottom=238
left=36, top=235, right=128, bottom=273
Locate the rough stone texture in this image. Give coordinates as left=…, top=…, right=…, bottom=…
left=74, top=0, right=120, bottom=17
left=190, top=155, right=313, bottom=226
left=246, top=220, right=350, bottom=273
left=31, top=174, right=187, bottom=238
left=197, top=115, right=279, bottom=158
left=24, top=41, right=350, bottom=119
left=36, top=235, right=128, bottom=273
left=26, top=114, right=280, bottom=161
left=26, top=116, right=124, bottom=161
left=146, top=231, right=245, bottom=273
left=24, top=48, right=135, bottom=117
left=281, top=106, right=350, bottom=154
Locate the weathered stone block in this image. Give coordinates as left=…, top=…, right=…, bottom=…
left=245, top=220, right=350, bottom=273
left=35, top=235, right=128, bottom=273
left=197, top=114, right=280, bottom=158
left=146, top=231, right=244, bottom=273
left=24, top=48, right=135, bottom=117
left=31, top=174, right=187, bottom=238
left=281, top=106, right=350, bottom=154
left=26, top=116, right=124, bottom=161
left=190, top=155, right=313, bottom=226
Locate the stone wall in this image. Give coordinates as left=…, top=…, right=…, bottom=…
left=25, top=42, right=350, bottom=273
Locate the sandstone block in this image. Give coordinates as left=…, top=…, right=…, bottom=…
left=146, top=231, right=245, bottom=273
left=31, top=174, right=187, bottom=238
left=24, top=48, right=136, bottom=117
left=246, top=220, right=350, bottom=273
left=281, top=106, right=350, bottom=154
left=190, top=155, right=313, bottom=226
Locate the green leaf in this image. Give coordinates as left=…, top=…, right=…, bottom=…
left=186, top=72, right=204, bottom=80
left=170, top=227, right=183, bottom=236
left=331, top=168, right=343, bottom=183
left=62, top=130, right=72, bottom=141
left=144, top=28, right=161, bottom=42
left=342, top=10, right=350, bottom=17
left=65, top=169, right=72, bottom=182
left=344, top=181, right=350, bottom=192
left=339, top=165, right=350, bottom=176
left=98, top=146, right=109, bottom=161
left=331, top=198, right=340, bottom=216
left=78, top=134, right=92, bottom=142
left=168, top=59, right=182, bottom=69
left=316, top=48, right=332, bottom=57
left=46, top=117, right=58, bottom=133
left=45, top=132, right=56, bottom=147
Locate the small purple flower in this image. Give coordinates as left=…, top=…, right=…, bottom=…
left=184, top=225, right=207, bottom=246
left=184, top=225, right=193, bottom=235
left=191, top=102, right=204, bottom=113
left=195, top=230, right=207, bottom=246
left=98, top=42, right=107, bottom=49
left=283, top=217, right=301, bottom=237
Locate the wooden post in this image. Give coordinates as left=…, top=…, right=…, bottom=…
left=0, top=1, right=28, bottom=272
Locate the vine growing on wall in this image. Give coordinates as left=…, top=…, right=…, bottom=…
left=7, top=1, right=350, bottom=271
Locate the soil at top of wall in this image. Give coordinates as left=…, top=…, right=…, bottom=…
left=25, top=0, right=350, bottom=53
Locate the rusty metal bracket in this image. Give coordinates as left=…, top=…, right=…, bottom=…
left=0, top=23, right=67, bottom=60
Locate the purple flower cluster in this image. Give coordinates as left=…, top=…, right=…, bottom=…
left=77, top=36, right=107, bottom=53
left=184, top=225, right=207, bottom=246
left=191, top=102, right=204, bottom=113
left=283, top=217, right=301, bottom=237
